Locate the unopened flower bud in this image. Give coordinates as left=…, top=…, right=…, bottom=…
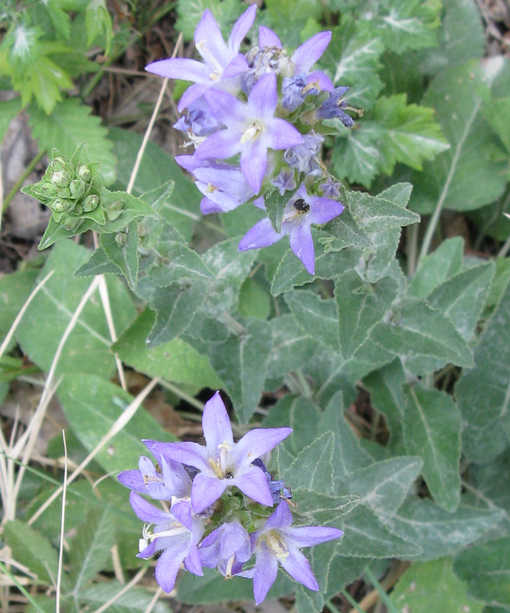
left=115, top=232, right=128, bottom=247
left=74, top=205, right=84, bottom=215
left=106, top=200, right=124, bottom=221
left=50, top=157, right=68, bottom=173
left=107, top=208, right=123, bottom=221
left=63, top=216, right=83, bottom=231
left=82, top=194, right=99, bottom=212
left=56, top=187, right=71, bottom=199
left=76, top=165, right=92, bottom=182
left=51, top=171, right=71, bottom=189
left=52, top=198, right=73, bottom=213
left=137, top=221, right=147, bottom=237
left=41, top=182, right=58, bottom=197
left=69, top=179, right=86, bottom=199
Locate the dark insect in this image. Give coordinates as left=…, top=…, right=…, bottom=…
left=293, top=198, right=310, bottom=213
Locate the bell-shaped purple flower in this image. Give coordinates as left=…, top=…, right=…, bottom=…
left=248, top=501, right=343, bottom=605
left=144, top=392, right=292, bottom=514
left=194, top=72, right=303, bottom=193
left=130, top=493, right=205, bottom=592
left=173, top=97, right=223, bottom=138
left=118, top=452, right=192, bottom=500
left=284, top=131, right=324, bottom=176
left=319, top=177, right=342, bottom=199
left=238, top=184, right=344, bottom=274
left=146, top=5, right=256, bottom=111
left=199, top=520, right=251, bottom=572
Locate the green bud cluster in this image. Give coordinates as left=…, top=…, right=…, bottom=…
left=21, top=148, right=105, bottom=233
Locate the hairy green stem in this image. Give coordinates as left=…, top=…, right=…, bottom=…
left=364, top=567, right=399, bottom=613
left=2, top=150, right=45, bottom=213
left=339, top=590, right=365, bottom=613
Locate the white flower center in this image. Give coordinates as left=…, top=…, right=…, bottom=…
left=263, top=530, right=289, bottom=560
left=196, top=39, right=224, bottom=81
left=241, top=122, right=264, bottom=144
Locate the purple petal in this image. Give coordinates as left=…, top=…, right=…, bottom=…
left=191, top=473, right=228, bottom=513
left=286, top=526, right=343, bottom=548
left=308, top=196, right=344, bottom=225
left=129, top=491, right=170, bottom=524
left=265, top=501, right=293, bottom=530
left=178, top=83, right=211, bottom=112
left=241, top=140, right=267, bottom=193
left=233, top=427, right=293, bottom=468
left=238, top=218, right=284, bottom=251
left=117, top=469, right=147, bottom=493
left=259, top=25, right=282, bottom=49
left=200, top=197, right=224, bottom=215
left=175, top=154, right=201, bottom=172
left=234, top=464, right=273, bottom=506
left=289, top=223, right=315, bottom=274
left=266, top=118, right=304, bottom=150
left=137, top=540, right=157, bottom=559
left=184, top=543, right=203, bottom=575
left=194, top=129, right=242, bottom=161
left=144, top=440, right=210, bottom=472
left=204, top=87, right=246, bottom=124
left=161, top=457, right=191, bottom=498
left=280, top=547, right=319, bottom=591
left=171, top=500, right=192, bottom=530
left=146, top=58, right=210, bottom=83
left=202, top=391, right=234, bottom=456
left=307, top=70, right=334, bottom=92
left=248, top=73, right=277, bottom=119
left=229, top=4, right=257, bottom=54
left=220, top=522, right=250, bottom=560
left=155, top=539, right=189, bottom=592
left=291, top=32, right=332, bottom=74
left=253, top=544, right=279, bottom=605
left=222, top=53, right=249, bottom=79
left=194, top=9, right=229, bottom=67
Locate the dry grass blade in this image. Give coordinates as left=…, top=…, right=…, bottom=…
left=91, top=564, right=149, bottom=613
left=56, top=431, right=68, bottom=613
left=27, top=376, right=161, bottom=525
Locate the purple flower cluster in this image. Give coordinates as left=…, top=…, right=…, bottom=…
left=118, top=392, right=343, bottom=604
left=146, top=7, right=353, bottom=275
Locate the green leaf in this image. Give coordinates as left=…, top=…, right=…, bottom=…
left=80, top=582, right=172, bottom=613
left=108, top=129, right=200, bottom=242
left=85, top=0, right=113, bottom=55
left=390, top=557, right=484, bottom=613
left=263, top=395, right=322, bottom=456
left=0, top=97, right=21, bottom=143
left=176, top=0, right=244, bottom=41
left=404, top=385, right=461, bottom=512
left=281, top=432, right=336, bottom=494
left=0, top=269, right=38, bottom=351
left=348, top=456, right=423, bottom=521
left=75, top=246, right=120, bottom=276
left=148, top=242, right=214, bottom=287
left=100, top=221, right=139, bottom=290
left=15, top=241, right=136, bottom=377
left=177, top=567, right=293, bottom=604
left=454, top=537, right=510, bottom=607
left=363, top=359, right=406, bottom=453
left=411, top=62, right=508, bottom=214
left=336, top=270, right=399, bottom=359
left=321, top=208, right=371, bottom=252
left=209, top=319, right=272, bottom=423
left=369, top=299, right=474, bottom=368
left=237, top=278, right=270, bottom=319
left=28, top=99, right=116, bottom=185
left=369, top=0, right=441, bottom=53
left=456, top=279, right=510, bottom=463
left=408, top=237, right=464, bottom=298
left=483, top=96, right=510, bottom=155
left=321, top=17, right=384, bottom=109
left=426, top=261, right=495, bottom=340
left=347, top=185, right=419, bottom=233
left=291, top=489, right=360, bottom=526
left=57, top=374, right=177, bottom=474
left=112, top=308, right=221, bottom=389
left=266, top=314, right=316, bottom=379
left=420, top=0, right=485, bottom=74
left=265, top=0, right=323, bottom=48
left=285, top=290, right=339, bottom=350
left=386, top=497, right=504, bottom=561
left=370, top=93, right=450, bottom=175
left=70, top=507, right=117, bottom=594
left=339, top=505, right=422, bottom=558
left=3, top=520, right=61, bottom=587
left=332, top=127, right=382, bottom=187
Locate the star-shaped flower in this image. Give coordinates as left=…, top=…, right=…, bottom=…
left=238, top=184, right=344, bottom=274
left=144, top=392, right=292, bottom=513
left=194, top=72, right=303, bottom=193
left=248, top=501, right=343, bottom=604
left=146, top=5, right=256, bottom=111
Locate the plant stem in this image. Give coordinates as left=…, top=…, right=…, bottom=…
left=340, top=589, right=365, bottom=613
left=364, top=567, right=399, bottom=613
left=2, top=150, right=45, bottom=213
